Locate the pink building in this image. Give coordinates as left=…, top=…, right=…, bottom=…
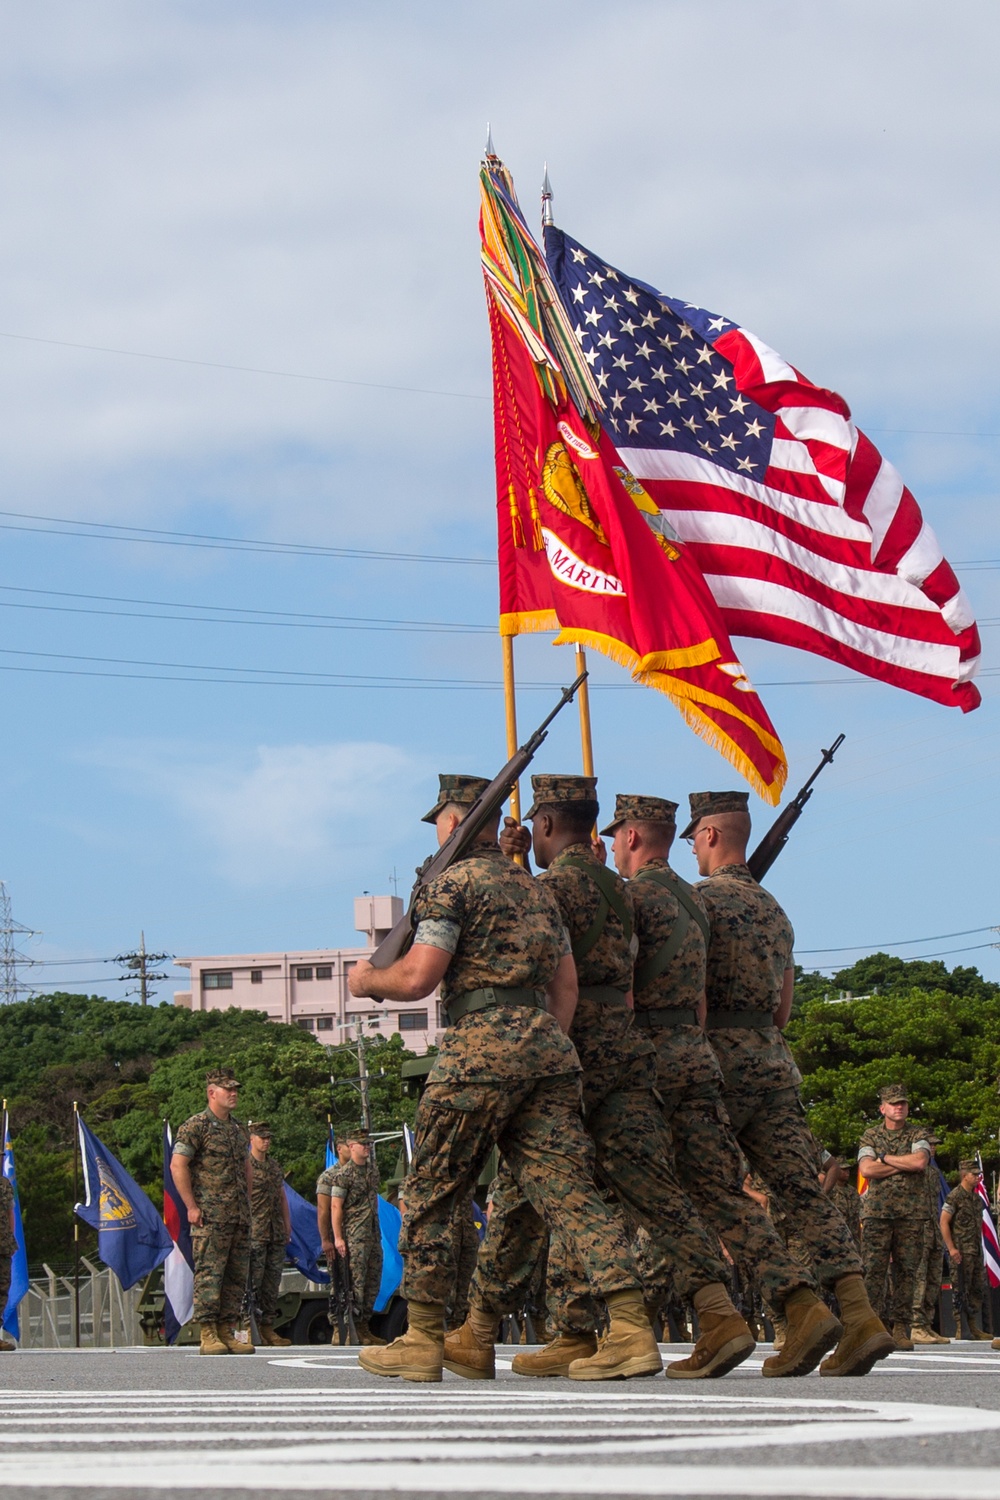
left=173, top=895, right=445, bottom=1054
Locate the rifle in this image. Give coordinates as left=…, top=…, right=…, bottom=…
left=329, top=1244, right=358, bottom=1346
left=747, top=733, right=846, bottom=882
left=369, top=671, right=588, bottom=970
left=954, top=1256, right=971, bottom=1339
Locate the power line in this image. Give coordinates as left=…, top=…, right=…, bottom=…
left=796, top=925, right=997, bottom=954
left=0, top=509, right=493, bottom=566
left=0, top=584, right=493, bottom=635
left=800, top=939, right=999, bottom=971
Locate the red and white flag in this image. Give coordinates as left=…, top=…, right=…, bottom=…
left=545, top=227, right=981, bottom=713
left=975, top=1158, right=1000, bottom=1289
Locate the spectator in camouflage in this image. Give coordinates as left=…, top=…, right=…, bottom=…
left=317, top=1129, right=384, bottom=1345
left=170, top=1069, right=253, bottom=1356
left=247, top=1123, right=291, bottom=1347
left=858, top=1084, right=934, bottom=1348
left=940, top=1159, right=991, bottom=1339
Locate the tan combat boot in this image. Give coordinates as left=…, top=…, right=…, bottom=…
left=891, top=1323, right=914, bottom=1350
left=357, top=1320, right=388, bottom=1347
left=0, top=1332, right=17, bottom=1353
left=512, top=1332, right=597, bottom=1377
left=258, top=1324, right=292, bottom=1348
left=761, top=1288, right=842, bottom=1378
left=992, top=1336, right=1000, bottom=1351
left=819, top=1274, right=895, bottom=1377
left=443, top=1308, right=498, bottom=1379
left=199, top=1322, right=229, bottom=1356
left=969, top=1319, right=993, bottom=1341
left=909, top=1325, right=940, bottom=1345
left=218, top=1324, right=255, bottom=1354
left=567, top=1290, right=662, bottom=1381
left=359, top=1300, right=444, bottom=1382
left=666, top=1284, right=755, bottom=1380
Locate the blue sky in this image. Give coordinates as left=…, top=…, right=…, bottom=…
left=0, top=0, right=996, bottom=1002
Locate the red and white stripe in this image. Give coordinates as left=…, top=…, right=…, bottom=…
left=620, top=328, right=981, bottom=712
left=975, top=1168, right=1000, bottom=1290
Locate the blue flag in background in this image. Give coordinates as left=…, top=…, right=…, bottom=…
left=325, top=1126, right=337, bottom=1171
left=2, top=1112, right=29, bottom=1341
left=284, top=1182, right=330, bottom=1285
left=375, top=1196, right=403, bottom=1312
left=75, top=1115, right=172, bottom=1291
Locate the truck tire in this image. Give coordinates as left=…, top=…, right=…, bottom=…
left=292, top=1301, right=332, bottom=1345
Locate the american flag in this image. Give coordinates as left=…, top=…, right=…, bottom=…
left=544, top=227, right=981, bottom=712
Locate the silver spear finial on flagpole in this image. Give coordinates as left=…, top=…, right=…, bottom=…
left=485, top=123, right=496, bottom=159
left=541, top=163, right=554, bottom=227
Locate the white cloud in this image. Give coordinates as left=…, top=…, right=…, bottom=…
left=86, top=738, right=427, bottom=888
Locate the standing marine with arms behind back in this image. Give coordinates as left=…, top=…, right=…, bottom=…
left=347, top=773, right=659, bottom=1384
left=686, top=790, right=894, bottom=1378
left=247, top=1122, right=292, bottom=1348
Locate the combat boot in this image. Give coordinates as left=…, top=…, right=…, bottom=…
left=359, top=1300, right=443, bottom=1382
left=667, top=1284, right=755, bottom=1380
left=198, top=1322, right=229, bottom=1356
left=819, top=1274, right=895, bottom=1377
left=968, top=1318, right=993, bottom=1341
left=891, top=1323, right=913, bottom=1350
left=218, top=1325, right=255, bottom=1354
left=443, top=1309, right=498, bottom=1379
left=567, top=1290, right=662, bottom=1381
left=0, top=1332, right=17, bottom=1353
left=357, top=1320, right=388, bottom=1347
left=910, top=1325, right=941, bottom=1345
left=992, top=1336, right=1000, bottom=1351
left=761, top=1288, right=842, bottom=1378
left=258, top=1324, right=292, bottom=1348
left=512, top=1333, right=597, bottom=1377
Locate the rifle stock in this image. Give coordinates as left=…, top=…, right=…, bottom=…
left=369, top=671, right=588, bottom=971
left=747, top=733, right=845, bottom=883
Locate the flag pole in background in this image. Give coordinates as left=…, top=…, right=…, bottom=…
left=501, top=635, right=521, bottom=826
left=542, top=171, right=597, bottom=787
left=72, top=1098, right=81, bottom=1348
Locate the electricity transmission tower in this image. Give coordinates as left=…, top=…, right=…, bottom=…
left=0, top=880, right=39, bottom=1004
left=115, top=931, right=172, bottom=1006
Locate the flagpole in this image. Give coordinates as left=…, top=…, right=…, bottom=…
left=72, top=1099, right=81, bottom=1349
left=501, top=636, right=524, bottom=851
left=575, top=647, right=595, bottom=778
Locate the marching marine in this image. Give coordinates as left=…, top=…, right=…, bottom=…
left=685, top=790, right=894, bottom=1377
left=347, top=772, right=660, bottom=1383
left=247, top=1122, right=292, bottom=1348
left=449, top=775, right=755, bottom=1382
left=170, top=1068, right=253, bottom=1356
left=940, top=1159, right=991, bottom=1340
left=857, top=1084, right=934, bottom=1349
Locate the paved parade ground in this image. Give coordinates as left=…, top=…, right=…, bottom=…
left=3, top=1343, right=1000, bottom=1500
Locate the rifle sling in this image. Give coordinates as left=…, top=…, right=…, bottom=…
left=560, top=856, right=633, bottom=964
left=632, top=866, right=709, bottom=995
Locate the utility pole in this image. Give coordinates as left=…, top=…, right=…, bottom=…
left=354, top=1016, right=372, bottom=1133
left=115, top=932, right=171, bottom=1006
left=0, top=881, right=39, bottom=1004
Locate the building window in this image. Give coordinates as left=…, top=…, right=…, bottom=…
left=316, top=965, right=333, bottom=980
left=316, top=1016, right=334, bottom=1031
left=296, top=1017, right=315, bottom=1031
left=203, top=971, right=233, bottom=990
left=398, top=1010, right=428, bottom=1032
left=437, top=1004, right=447, bottom=1029
left=296, top=967, right=314, bottom=981
left=250, top=969, right=262, bottom=984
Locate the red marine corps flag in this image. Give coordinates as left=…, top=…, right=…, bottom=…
left=481, top=156, right=788, bottom=804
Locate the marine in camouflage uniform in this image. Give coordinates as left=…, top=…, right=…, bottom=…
left=910, top=1135, right=949, bottom=1343
left=349, top=773, right=659, bottom=1383
left=606, top=797, right=826, bottom=1337
left=940, top=1160, right=990, bottom=1338
left=466, top=777, right=750, bottom=1381
left=170, top=1069, right=252, bottom=1351
left=684, top=790, right=892, bottom=1378
left=0, top=1173, right=16, bottom=1351
left=316, top=1130, right=383, bottom=1336
left=857, top=1083, right=933, bottom=1343
left=247, top=1122, right=290, bottom=1343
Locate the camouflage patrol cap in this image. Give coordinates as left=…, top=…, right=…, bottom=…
left=524, top=773, right=597, bottom=820
left=344, top=1128, right=371, bottom=1144
left=879, top=1084, right=908, bottom=1104
left=680, top=790, right=750, bottom=840
left=421, top=774, right=491, bottom=824
left=206, top=1068, right=241, bottom=1089
left=959, top=1159, right=981, bottom=1174
left=600, top=793, right=678, bottom=837
left=248, top=1121, right=272, bottom=1138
